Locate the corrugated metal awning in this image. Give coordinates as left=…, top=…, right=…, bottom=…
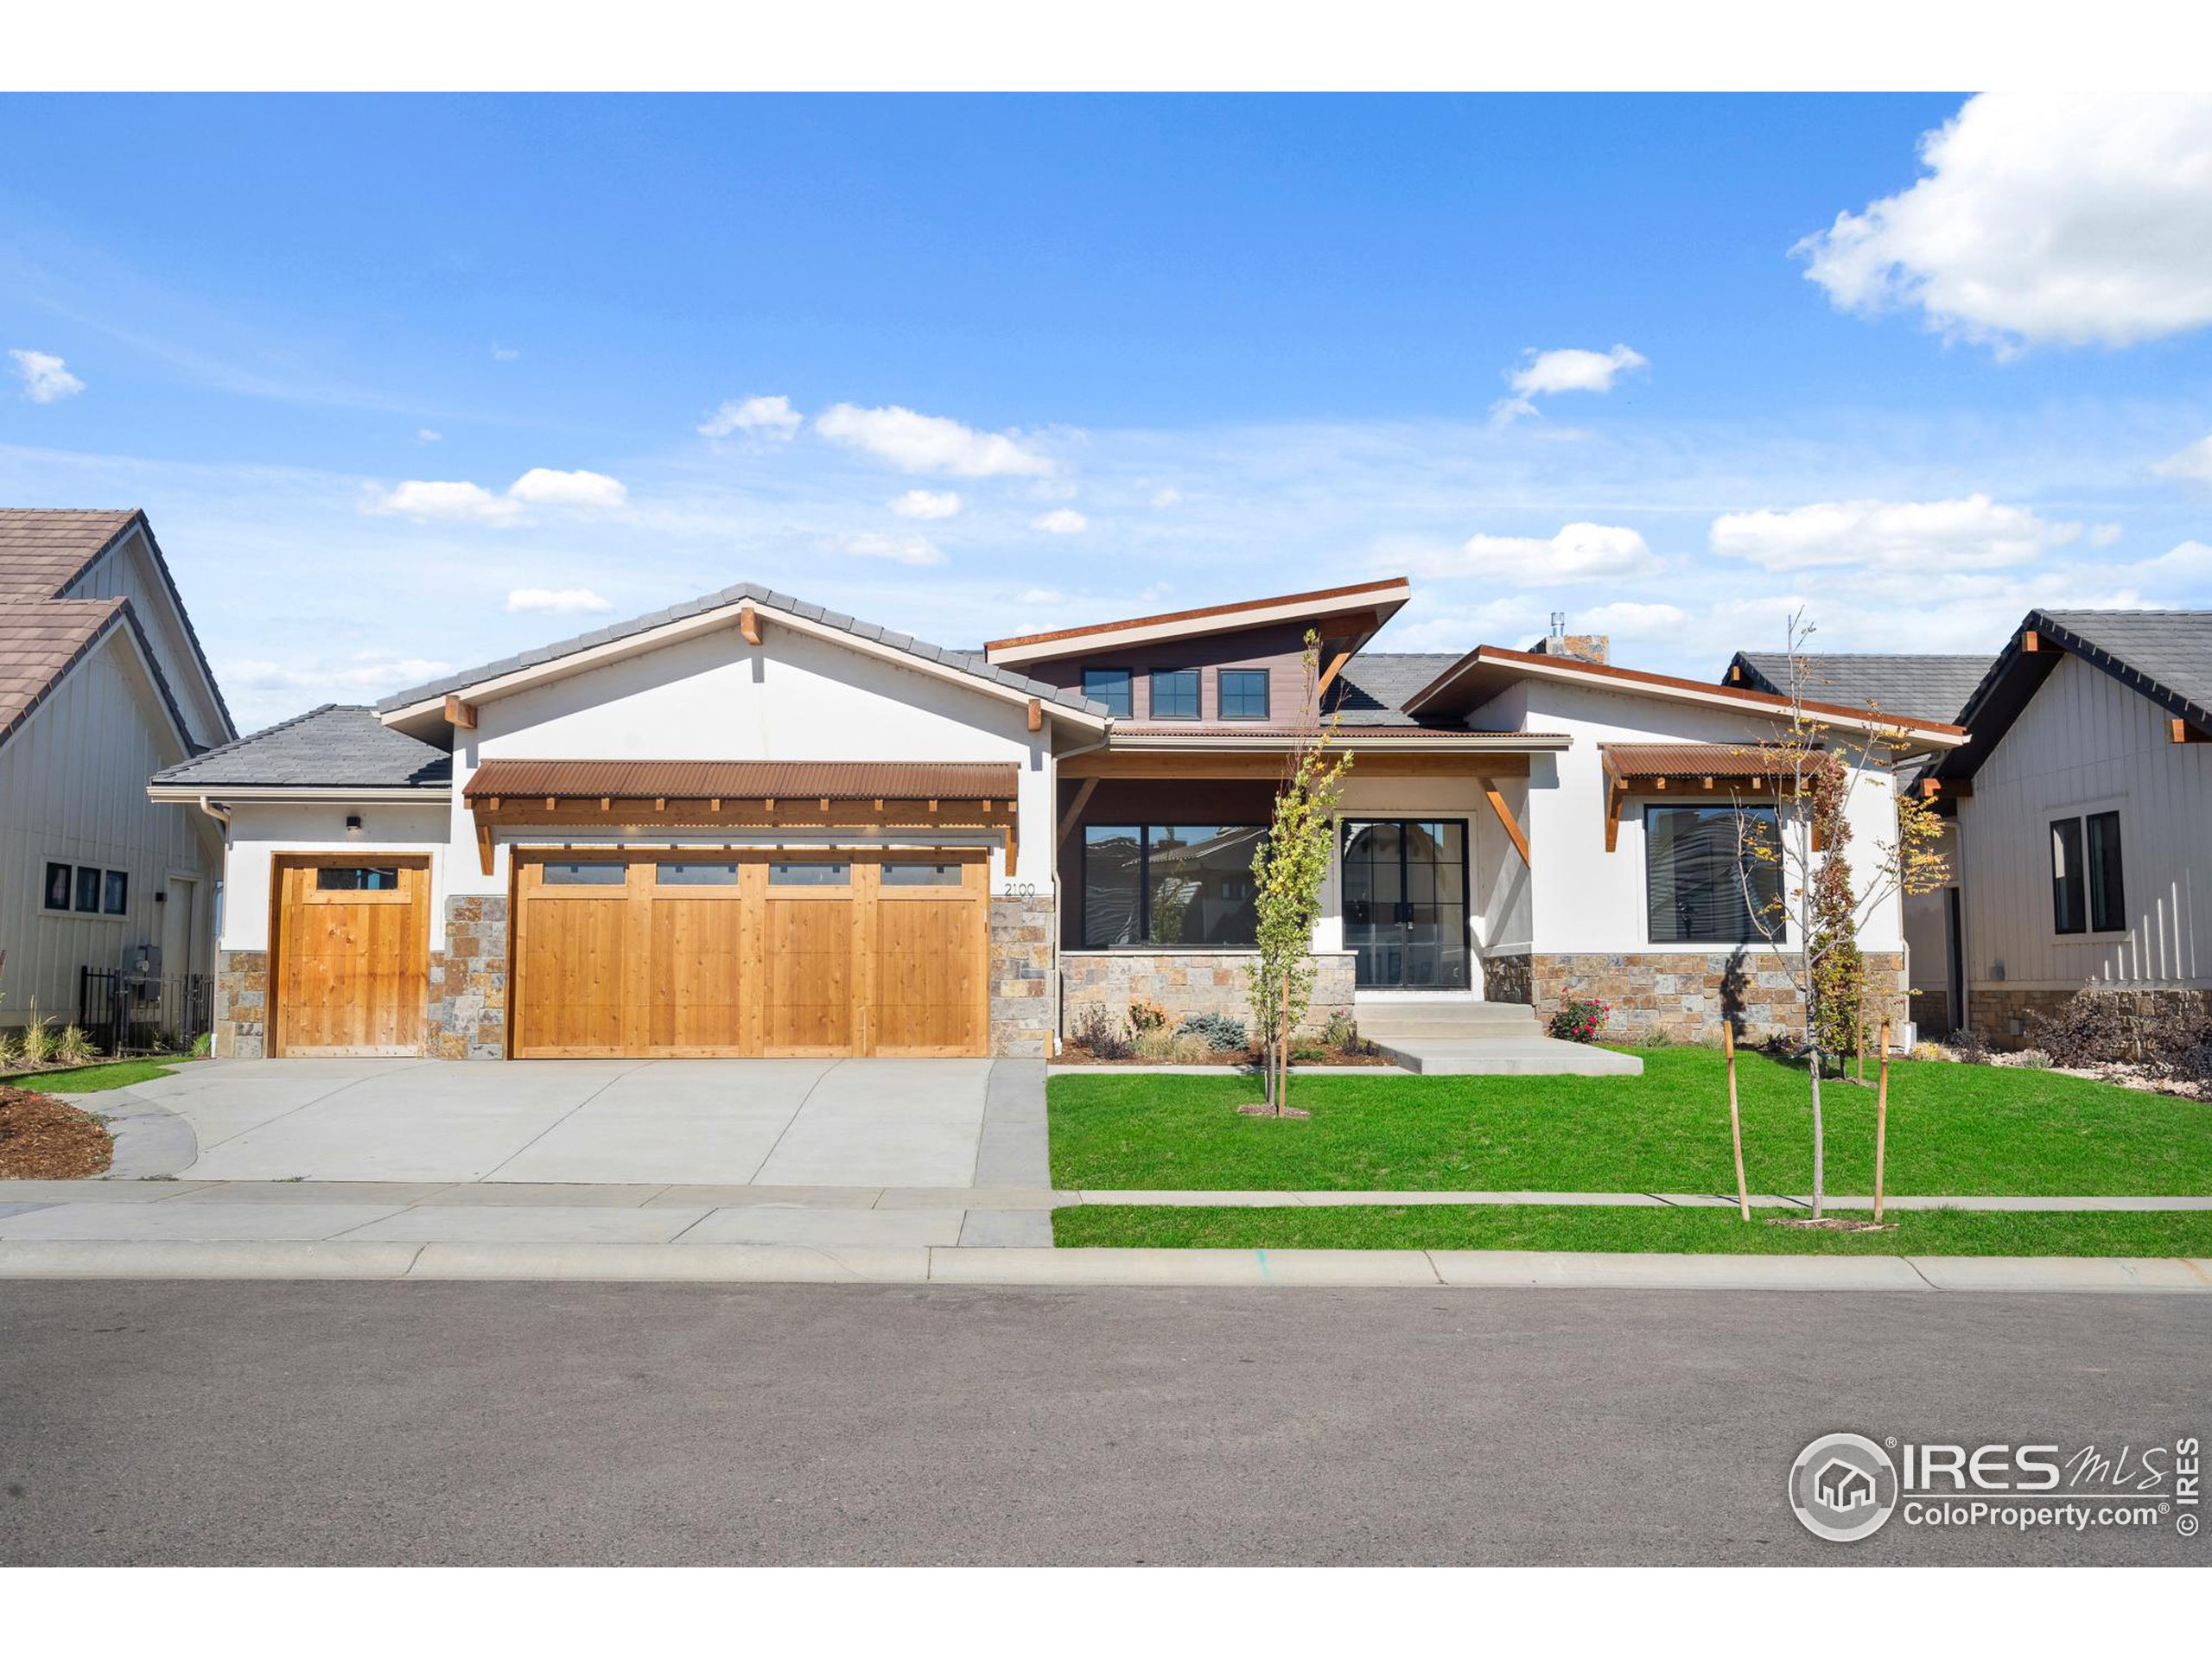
left=464, top=759, right=1020, bottom=802
left=1599, top=743, right=1800, bottom=778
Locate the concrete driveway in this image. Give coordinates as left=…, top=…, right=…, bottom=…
left=106, top=1058, right=1044, bottom=1188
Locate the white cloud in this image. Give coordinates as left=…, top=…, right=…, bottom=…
left=224, top=653, right=453, bottom=694
left=491, top=345, right=520, bottom=361
left=2125, top=539, right=2212, bottom=585
left=364, top=479, right=524, bottom=526
left=506, top=587, right=613, bottom=614
left=416, top=429, right=442, bottom=444
left=1573, top=601, right=1690, bottom=637
left=889, top=488, right=962, bottom=519
left=1415, top=522, right=1661, bottom=582
left=1796, top=93, right=2212, bottom=352
left=816, top=403, right=1054, bottom=476
left=1710, top=494, right=2080, bottom=574
left=1491, top=345, right=1646, bottom=423
left=2155, top=434, right=2212, bottom=481
left=1015, top=588, right=1064, bottom=604
left=365, top=467, right=626, bottom=525
left=840, top=531, right=944, bottom=567
left=1150, top=486, right=1181, bottom=508
left=10, top=349, right=85, bottom=403
left=2090, top=523, right=2125, bottom=548
left=698, top=394, right=803, bottom=440
left=506, top=467, right=627, bottom=511
left=1031, top=508, right=1087, bottom=535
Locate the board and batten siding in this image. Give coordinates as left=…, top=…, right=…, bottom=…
left=59, top=527, right=229, bottom=750
left=1960, top=652, right=2210, bottom=990
left=0, top=631, right=219, bottom=1028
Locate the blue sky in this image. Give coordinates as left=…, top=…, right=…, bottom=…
left=4, top=92, right=2210, bottom=727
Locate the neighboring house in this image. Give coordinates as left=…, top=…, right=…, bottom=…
left=150, top=578, right=1961, bottom=1061
left=1917, top=611, right=2212, bottom=1042
left=0, top=510, right=233, bottom=1036
left=1722, top=649, right=1994, bottom=1034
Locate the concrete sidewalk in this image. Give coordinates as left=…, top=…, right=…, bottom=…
left=0, top=1237, right=2206, bottom=1291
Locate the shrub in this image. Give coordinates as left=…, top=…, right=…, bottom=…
left=54, top=1026, right=96, bottom=1066
left=190, top=1032, right=213, bottom=1059
left=17, top=1014, right=56, bottom=1067
left=1134, top=1028, right=1214, bottom=1064
left=1177, top=1011, right=1249, bottom=1053
left=1640, top=1024, right=1679, bottom=1048
left=2025, top=991, right=2148, bottom=1069
left=0, top=1028, right=17, bottom=1070
left=1070, top=1003, right=1132, bottom=1061
left=1319, top=1009, right=1371, bottom=1056
left=1548, top=998, right=1609, bottom=1044
left=1949, top=1027, right=1993, bottom=1065
left=1910, top=1040, right=1948, bottom=1062
left=1128, top=1000, right=1170, bottom=1034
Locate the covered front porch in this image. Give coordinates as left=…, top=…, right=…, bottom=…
left=1051, top=734, right=1567, bottom=1052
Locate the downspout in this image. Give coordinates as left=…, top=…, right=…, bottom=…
left=195, top=795, right=232, bottom=830
left=1046, top=719, right=1116, bottom=1058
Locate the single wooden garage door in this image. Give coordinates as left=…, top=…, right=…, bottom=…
left=512, top=851, right=988, bottom=1058
left=271, top=857, right=430, bottom=1056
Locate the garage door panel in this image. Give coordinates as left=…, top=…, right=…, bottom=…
left=649, top=896, right=748, bottom=1052
left=274, top=861, right=428, bottom=1057
left=873, top=897, right=983, bottom=1054
left=519, top=895, right=630, bottom=1054
left=762, top=895, right=853, bottom=1054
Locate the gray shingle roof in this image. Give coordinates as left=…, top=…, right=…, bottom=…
left=1732, top=652, right=1994, bottom=724
left=375, top=582, right=1110, bottom=718
left=150, top=704, right=453, bottom=790
left=1325, top=652, right=1471, bottom=728
left=2037, top=611, right=2212, bottom=718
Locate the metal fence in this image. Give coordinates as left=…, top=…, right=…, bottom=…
left=78, top=968, right=213, bottom=1058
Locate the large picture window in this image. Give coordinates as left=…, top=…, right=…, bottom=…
left=2051, top=810, right=2125, bottom=935
left=1083, top=824, right=1264, bottom=946
left=1645, top=804, right=1781, bottom=944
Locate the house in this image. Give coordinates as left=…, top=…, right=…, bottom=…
left=1916, top=610, right=2212, bottom=1042
left=149, top=577, right=1962, bottom=1061
left=1815, top=1459, right=1877, bottom=1512
left=1721, top=649, right=1994, bottom=1034
left=1, top=510, right=233, bottom=1039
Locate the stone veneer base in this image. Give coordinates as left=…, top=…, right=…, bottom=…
left=429, top=894, right=509, bottom=1060
left=1529, top=950, right=1908, bottom=1046
left=1059, top=950, right=1357, bottom=1041
left=989, top=893, right=1056, bottom=1058
left=1968, top=984, right=2210, bottom=1049
left=212, top=949, right=269, bottom=1060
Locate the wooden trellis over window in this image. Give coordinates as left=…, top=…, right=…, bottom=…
left=1598, top=743, right=1810, bottom=853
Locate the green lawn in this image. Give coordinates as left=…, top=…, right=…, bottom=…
left=0, top=1058, right=182, bottom=1094
left=1052, top=1203, right=2212, bottom=1256
left=1047, top=1047, right=2212, bottom=1197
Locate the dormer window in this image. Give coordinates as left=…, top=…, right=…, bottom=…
left=1150, top=668, right=1199, bottom=720
left=1082, top=668, right=1133, bottom=718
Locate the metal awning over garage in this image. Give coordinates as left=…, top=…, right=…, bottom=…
left=462, top=758, right=1021, bottom=873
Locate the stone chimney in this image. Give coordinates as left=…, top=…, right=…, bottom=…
left=1532, top=613, right=1609, bottom=665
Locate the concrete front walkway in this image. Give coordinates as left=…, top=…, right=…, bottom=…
left=75, top=1057, right=1047, bottom=1190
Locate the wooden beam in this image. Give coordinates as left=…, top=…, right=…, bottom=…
left=1058, top=776, right=1099, bottom=847
left=1604, top=782, right=1625, bottom=853
left=2172, top=717, right=2210, bottom=745
left=475, top=816, right=493, bottom=876
left=1316, top=648, right=1354, bottom=697
left=2020, top=629, right=2041, bottom=652
left=1027, top=696, right=1043, bottom=733
left=1919, top=777, right=1973, bottom=800
left=1058, top=749, right=1535, bottom=780
left=1005, top=813, right=1019, bottom=875
left=739, top=602, right=761, bottom=646
left=443, top=694, right=478, bottom=730
left=1478, top=776, right=1529, bottom=868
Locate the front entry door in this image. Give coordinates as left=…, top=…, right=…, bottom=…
left=1340, top=820, right=1469, bottom=989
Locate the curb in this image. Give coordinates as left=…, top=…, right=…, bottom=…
left=2, top=1241, right=2209, bottom=1291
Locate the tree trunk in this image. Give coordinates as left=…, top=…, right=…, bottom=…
left=1808, top=1046, right=1827, bottom=1219
left=1724, top=1021, right=1750, bottom=1222
left=1874, top=1017, right=1891, bottom=1224
left=1275, top=970, right=1292, bottom=1116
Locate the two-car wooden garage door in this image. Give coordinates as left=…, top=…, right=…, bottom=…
left=511, top=850, right=990, bottom=1058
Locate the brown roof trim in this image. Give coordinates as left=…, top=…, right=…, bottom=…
left=983, top=577, right=1411, bottom=653
left=463, top=759, right=1020, bottom=802
left=1410, top=645, right=1967, bottom=737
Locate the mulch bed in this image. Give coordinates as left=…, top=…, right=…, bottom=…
left=0, top=1085, right=113, bottom=1179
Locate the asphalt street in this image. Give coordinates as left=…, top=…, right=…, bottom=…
left=2, top=1281, right=2205, bottom=1566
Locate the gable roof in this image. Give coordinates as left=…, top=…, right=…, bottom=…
left=0, top=507, right=234, bottom=742
left=149, top=704, right=454, bottom=791
left=1323, top=651, right=1471, bottom=728
left=375, top=581, right=1109, bottom=726
left=982, top=578, right=1412, bottom=666
left=0, top=596, right=200, bottom=754
left=1724, top=652, right=1994, bottom=725
left=1402, top=644, right=1967, bottom=752
left=1927, top=609, right=2212, bottom=783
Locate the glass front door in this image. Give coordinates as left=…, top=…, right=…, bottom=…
left=1340, top=819, right=1470, bottom=989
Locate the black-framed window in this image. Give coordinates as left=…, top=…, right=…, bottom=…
left=881, top=861, right=963, bottom=887
left=657, top=861, right=738, bottom=886
left=1218, top=668, right=1270, bottom=721
left=543, top=861, right=626, bottom=886
left=74, top=866, right=102, bottom=913
left=1083, top=824, right=1264, bottom=946
left=102, top=870, right=130, bottom=915
left=44, top=861, right=132, bottom=915
left=44, top=861, right=72, bottom=912
left=1645, top=804, right=1782, bottom=944
left=2052, top=811, right=2125, bottom=934
left=1082, top=667, right=1133, bottom=718
left=1149, top=668, right=1199, bottom=720
left=317, top=866, right=402, bottom=891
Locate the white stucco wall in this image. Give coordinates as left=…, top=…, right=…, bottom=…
left=1485, top=678, right=1910, bottom=957
left=214, top=802, right=453, bottom=951
left=445, top=622, right=1056, bottom=893
left=1958, top=652, right=2210, bottom=990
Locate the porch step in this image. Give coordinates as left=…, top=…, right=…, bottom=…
left=1353, top=1001, right=1540, bottom=1039
left=1352, top=1000, right=1642, bottom=1078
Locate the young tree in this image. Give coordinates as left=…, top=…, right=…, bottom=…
left=1247, top=632, right=1351, bottom=1116
left=1732, top=610, right=1948, bottom=1217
